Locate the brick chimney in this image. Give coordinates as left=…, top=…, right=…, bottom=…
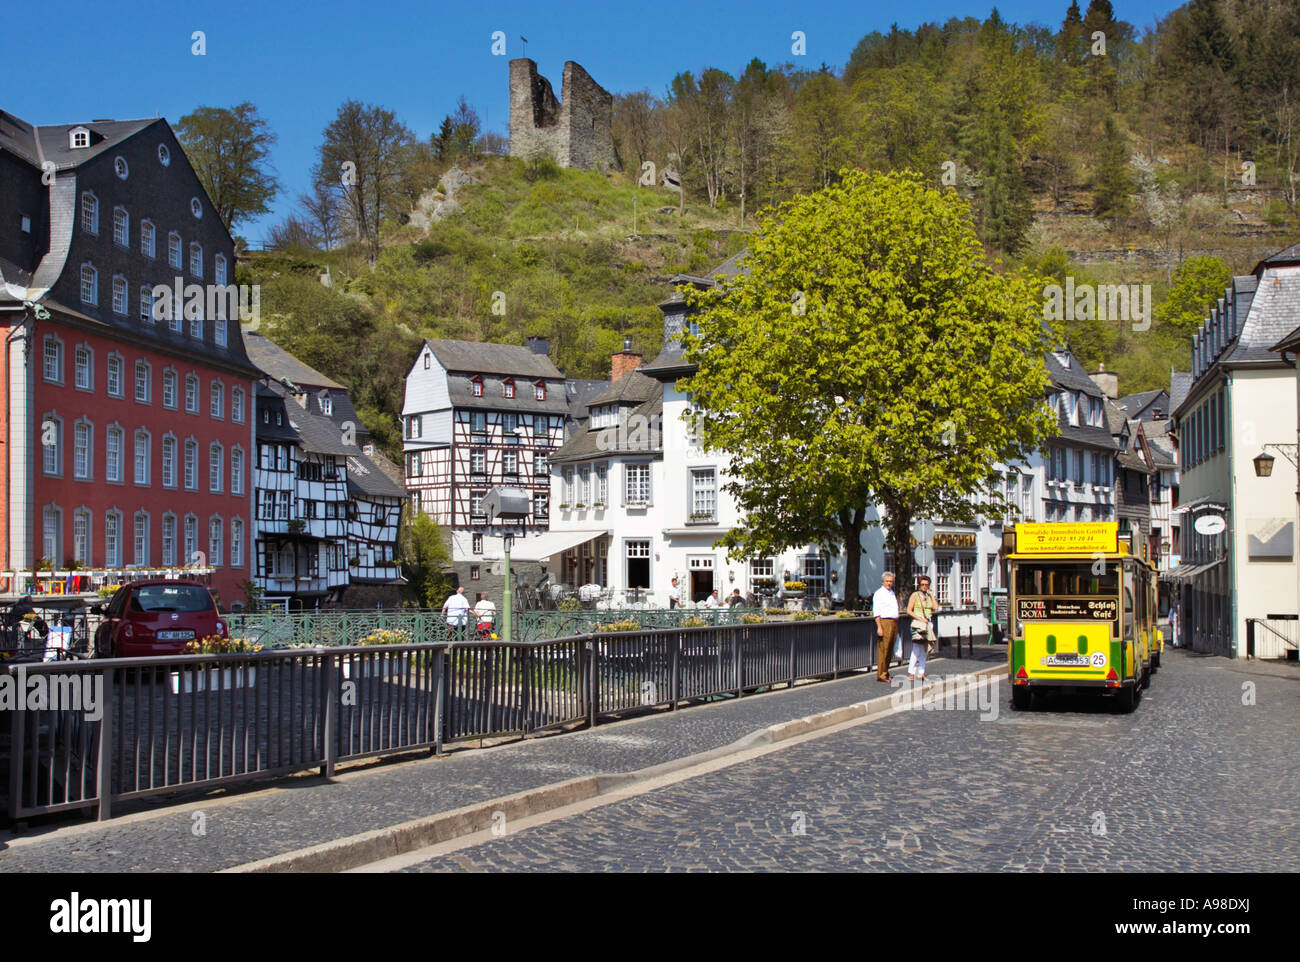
left=611, top=338, right=642, bottom=382
left=1090, top=363, right=1118, bottom=399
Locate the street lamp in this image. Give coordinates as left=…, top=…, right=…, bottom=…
left=483, top=486, right=530, bottom=644
left=1253, top=444, right=1299, bottom=477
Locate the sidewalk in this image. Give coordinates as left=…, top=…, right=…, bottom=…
left=0, top=647, right=1004, bottom=873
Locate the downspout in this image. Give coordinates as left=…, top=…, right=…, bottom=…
left=1223, top=367, right=1236, bottom=658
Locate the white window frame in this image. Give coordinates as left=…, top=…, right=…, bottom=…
left=41, top=413, right=62, bottom=477
left=190, top=242, right=203, bottom=278
left=140, top=285, right=156, bottom=324
left=162, top=433, right=177, bottom=488
left=231, top=446, right=244, bottom=495
left=184, top=439, right=198, bottom=491
left=81, top=191, right=98, bottom=234
left=210, top=380, right=224, bottom=419
left=134, top=359, right=151, bottom=403
left=112, top=275, right=128, bottom=315
left=208, top=517, right=223, bottom=568
left=80, top=264, right=97, bottom=306
left=214, top=254, right=227, bottom=286
left=113, top=206, right=129, bottom=247
left=134, top=511, right=150, bottom=566
left=105, top=510, right=123, bottom=568
left=168, top=232, right=182, bottom=270
left=73, top=419, right=93, bottom=480
left=74, top=344, right=93, bottom=391
left=105, top=424, right=124, bottom=483
left=141, top=220, right=156, bottom=258
left=162, top=513, right=177, bottom=566
left=73, top=508, right=92, bottom=565
left=231, top=387, right=245, bottom=423
left=624, top=462, right=651, bottom=506
left=133, top=429, right=151, bottom=486
left=209, top=442, right=223, bottom=492
left=43, top=335, right=64, bottom=384
left=42, top=506, right=62, bottom=565
left=162, top=368, right=178, bottom=409
left=185, top=374, right=199, bottom=413
left=230, top=518, right=243, bottom=569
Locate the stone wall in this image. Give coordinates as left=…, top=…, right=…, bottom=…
left=508, top=58, right=618, bottom=173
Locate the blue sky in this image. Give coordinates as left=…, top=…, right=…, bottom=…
left=11, top=0, right=1188, bottom=243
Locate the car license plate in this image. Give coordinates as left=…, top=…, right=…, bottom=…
left=157, top=630, right=195, bottom=641
left=1044, top=654, right=1087, bottom=666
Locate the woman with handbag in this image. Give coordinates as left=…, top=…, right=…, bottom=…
left=905, top=576, right=938, bottom=682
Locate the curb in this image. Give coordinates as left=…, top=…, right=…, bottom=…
left=226, top=664, right=1005, bottom=873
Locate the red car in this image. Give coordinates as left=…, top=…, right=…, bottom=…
left=92, top=580, right=227, bottom=658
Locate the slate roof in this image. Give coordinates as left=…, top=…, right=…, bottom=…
left=1104, top=399, right=1128, bottom=436
left=426, top=338, right=562, bottom=379
left=1255, top=241, right=1300, bottom=272
left=346, top=453, right=407, bottom=499
left=447, top=373, right=572, bottom=413
left=586, top=370, right=659, bottom=407
left=1169, top=372, right=1192, bottom=413
left=550, top=394, right=663, bottom=463
left=564, top=379, right=608, bottom=419
left=1147, top=435, right=1177, bottom=469
left=1118, top=389, right=1170, bottom=421
left=261, top=380, right=356, bottom=455
left=1271, top=322, right=1300, bottom=353
left=1045, top=350, right=1107, bottom=397
left=244, top=333, right=346, bottom=390
left=0, top=110, right=156, bottom=172
left=1225, top=265, right=1300, bottom=363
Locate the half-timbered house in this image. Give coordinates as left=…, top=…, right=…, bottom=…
left=402, top=337, right=569, bottom=595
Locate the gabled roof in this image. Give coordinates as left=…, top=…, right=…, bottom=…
left=564, top=378, right=607, bottom=418
left=1118, top=388, right=1169, bottom=421
left=36, top=119, right=156, bottom=170
left=446, top=373, right=571, bottom=413
left=1224, top=266, right=1300, bottom=364
left=1254, top=241, right=1300, bottom=273
left=550, top=394, right=663, bottom=463
left=244, top=332, right=346, bottom=390
left=424, top=338, right=562, bottom=379
left=1271, top=322, right=1300, bottom=354
left=585, top=370, right=659, bottom=408
left=1045, top=350, right=1106, bottom=397
left=262, top=380, right=356, bottom=456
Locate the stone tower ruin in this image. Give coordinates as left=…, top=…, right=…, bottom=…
left=509, top=59, right=618, bottom=173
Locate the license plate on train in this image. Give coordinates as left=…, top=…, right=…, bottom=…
left=157, top=630, right=195, bottom=641
left=1043, top=654, right=1088, bottom=666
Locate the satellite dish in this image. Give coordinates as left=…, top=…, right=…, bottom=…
left=911, top=519, right=936, bottom=544
left=1193, top=514, right=1226, bottom=536
left=913, top=545, right=935, bottom=568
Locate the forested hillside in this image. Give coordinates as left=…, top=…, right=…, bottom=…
left=217, top=0, right=1300, bottom=463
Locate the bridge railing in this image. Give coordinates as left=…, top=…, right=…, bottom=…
left=2, top=616, right=872, bottom=822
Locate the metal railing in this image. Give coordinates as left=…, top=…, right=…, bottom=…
left=2, top=617, right=872, bottom=821
left=1245, top=615, right=1299, bottom=660
left=226, top=607, right=750, bottom=649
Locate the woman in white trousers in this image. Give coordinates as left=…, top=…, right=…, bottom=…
left=905, top=576, right=938, bottom=682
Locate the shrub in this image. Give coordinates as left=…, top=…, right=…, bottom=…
left=186, top=635, right=262, bottom=655
left=358, top=628, right=412, bottom=646
left=557, top=598, right=583, bottom=611
left=681, top=616, right=708, bottom=627
left=792, top=611, right=816, bottom=621
left=764, top=607, right=787, bottom=616
left=784, top=581, right=807, bottom=591
left=596, top=618, right=641, bottom=632
left=741, top=613, right=764, bottom=624
left=835, top=610, right=856, bottom=618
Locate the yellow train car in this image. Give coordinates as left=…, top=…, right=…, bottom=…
left=1004, top=522, right=1156, bottom=713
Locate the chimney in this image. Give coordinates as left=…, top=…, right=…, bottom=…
left=525, top=336, right=550, bottom=356
left=1090, top=363, right=1118, bottom=400
left=611, top=337, right=643, bottom=382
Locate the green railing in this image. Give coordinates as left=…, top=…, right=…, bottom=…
left=226, top=606, right=750, bottom=648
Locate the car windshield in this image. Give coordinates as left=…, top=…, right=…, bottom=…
left=133, top=585, right=213, bottom=613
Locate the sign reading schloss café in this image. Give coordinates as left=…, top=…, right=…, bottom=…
left=1015, top=522, right=1118, bottom=555
left=1017, top=597, right=1118, bottom=621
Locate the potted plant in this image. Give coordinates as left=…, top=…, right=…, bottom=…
left=171, top=635, right=262, bottom=693
left=344, top=628, right=414, bottom=678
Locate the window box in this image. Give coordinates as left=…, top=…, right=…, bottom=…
left=688, top=512, right=715, bottom=523
left=574, top=503, right=586, bottom=510
left=625, top=501, right=648, bottom=509
left=591, top=502, right=606, bottom=510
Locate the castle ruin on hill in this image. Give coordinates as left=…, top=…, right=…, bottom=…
left=508, top=59, right=618, bottom=173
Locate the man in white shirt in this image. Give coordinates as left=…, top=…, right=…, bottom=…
left=873, top=572, right=900, bottom=682
left=668, top=577, right=682, bottom=608
left=441, top=586, right=471, bottom=628
left=703, top=589, right=721, bottom=608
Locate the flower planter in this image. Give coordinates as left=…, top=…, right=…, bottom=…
left=170, top=665, right=257, bottom=694
left=342, top=655, right=411, bottom=680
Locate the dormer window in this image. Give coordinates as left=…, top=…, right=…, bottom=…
left=320, top=394, right=332, bottom=416
left=503, top=379, right=515, bottom=399
left=69, top=127, right=90, bottom=149
left=471, top=377, right=483, bottom=397
left=534, top=382, right=546, bottom=401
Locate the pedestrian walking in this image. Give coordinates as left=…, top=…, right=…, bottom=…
left=873, top=572, right=900, bottom=682
left=441, top=586, right=471, bottom=628
left=905, top=576, right=939, bottom=682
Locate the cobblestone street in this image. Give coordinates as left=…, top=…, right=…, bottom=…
left=401, top=651, right=1300, bottom=872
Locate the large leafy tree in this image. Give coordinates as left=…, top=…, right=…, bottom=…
left=175, top=102, right=279, bottom=231
left=679, top=169, right=1056, bottom=606
left=1154, top=256, right=1233, bottom=334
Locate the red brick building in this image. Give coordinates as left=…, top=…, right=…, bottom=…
left=1, top=110, right=258, bottom=604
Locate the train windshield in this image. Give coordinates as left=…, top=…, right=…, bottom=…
left=1014, top=562, right=1117, bottom=597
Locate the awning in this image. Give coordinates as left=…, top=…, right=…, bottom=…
left=506, top=529, right=611, bottom=563
left=1161, top=557, right=1226, bottom=582
left=1170, top=497, right=1228, bottom=516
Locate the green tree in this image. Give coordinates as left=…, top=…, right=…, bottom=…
left=401, top=509, right=453, bottom=608
left=1154, top=255, right=1233, bottom=334
left=175, top=102, right=279, bottom=231
left=679, top=169, right=1056, bottom=606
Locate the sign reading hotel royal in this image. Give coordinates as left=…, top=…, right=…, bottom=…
left=1015, top=522, right=1119, bottom=555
